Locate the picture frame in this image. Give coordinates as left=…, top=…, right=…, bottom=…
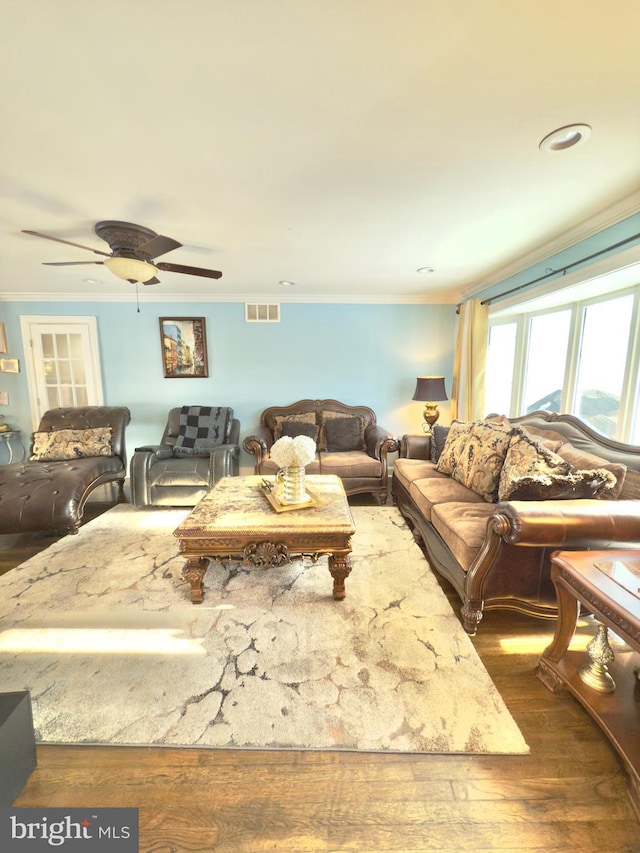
left=0, top=324, right=6, bottom=354
left=159, top=317, right=208, bottom=378
left=0, top=358, right=19, bottom=374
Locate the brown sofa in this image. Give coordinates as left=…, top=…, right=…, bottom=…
left=243, top=399, right=398, bottom=502
left=0, top=406, right=131, bottom=535
left=392, top=411, right=640, bottom=634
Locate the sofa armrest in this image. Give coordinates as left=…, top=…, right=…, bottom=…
left=209, top=443, right=240, bottom=481
left=130, top=445, right=174, bottom=505
left=243, top=426, right=273, bottom=471
left=493, top=499, right=640, bottom=549
left=399, top=434, right=431, bottom=460
left=364, top=425, right=399, bottom=460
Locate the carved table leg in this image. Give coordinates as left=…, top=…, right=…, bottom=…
left=182, top=557, right=209, bottom=604
left=536, top=568, right=580, bottom=692
left=328, top=552, right=352, bottom=600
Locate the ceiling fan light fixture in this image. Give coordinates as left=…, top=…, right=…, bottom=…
left=103, top=256, right=158, bottom=283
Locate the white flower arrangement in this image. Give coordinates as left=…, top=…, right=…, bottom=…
left=270, top=435, right=317, bottom=468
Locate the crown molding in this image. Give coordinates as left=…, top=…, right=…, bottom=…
left=0, top=290, right=453, bottom=305
left=461, top=191, right=640, bottom=301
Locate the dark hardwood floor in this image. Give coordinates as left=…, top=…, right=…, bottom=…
left=3, top=501, right=639, bottom=852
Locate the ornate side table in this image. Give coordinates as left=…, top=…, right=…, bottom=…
left=537, top=549, right=640, bottom=817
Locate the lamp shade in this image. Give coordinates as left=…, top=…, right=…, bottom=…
left=412, top=376, right=448, bottom=402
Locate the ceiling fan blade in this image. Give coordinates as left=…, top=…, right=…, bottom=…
left=42, top=261, right=105, bottom=266
left=143, top=277, right=161, bottom=285
left=138, top=234, right=182, bottom=259
left=156, top=261, right=223, bottom=279
left=22, top=230, right=111, bottom=257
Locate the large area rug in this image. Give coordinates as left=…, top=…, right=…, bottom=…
left=0, top=504, right=528, bottom=754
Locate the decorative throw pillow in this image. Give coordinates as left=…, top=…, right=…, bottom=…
left=435, top=421, right=473, bottom=476
left=324, top=416, right=365, bottom=452
left=30, top=427, right=113, bottom=461
left=273, top=412, right=317, bottom=441
left=556, top=442, right=627, bottom=500
left=498, top=428, right=573, bottom=501
left=451, top=420, right=513, bottom=502
left=430, top=425, right=450, bottom=464
left=173, top=406, right=233, bottom=456
left=501, top=467, right=617, bottom=501
left=319, top=411, right=366, bottom=451
left=278, top=420, right=320, bottom=442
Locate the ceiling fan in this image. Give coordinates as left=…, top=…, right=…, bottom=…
left=22, top=220, right=223, bottom=284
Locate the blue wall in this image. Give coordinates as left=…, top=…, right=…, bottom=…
left=0, top=300, right=457, bottom=469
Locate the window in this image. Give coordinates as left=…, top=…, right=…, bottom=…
left=486, top=283, right=640, bottom=442
left=574, top=295, right=633, bottom=438
left=522, top=310, right=572, bottom=414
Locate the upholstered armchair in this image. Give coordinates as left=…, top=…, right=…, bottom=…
left=0, top=405, right=131, bottom=535
left=130, top=406, right=240, bottom=507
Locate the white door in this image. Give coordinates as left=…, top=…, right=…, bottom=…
left=20, top=316, right=104, bottom=429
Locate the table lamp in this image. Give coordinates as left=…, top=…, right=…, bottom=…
left=412, top=376, right=448, bottom=433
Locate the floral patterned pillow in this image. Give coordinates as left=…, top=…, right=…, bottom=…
left=451, top=420, right=513, bottom=502
left=30, top=427, right=113, bottom=462
left=435, top=421, right=473, bottom=476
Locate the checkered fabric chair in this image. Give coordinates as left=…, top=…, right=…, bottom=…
left=130, top=406, right=240, bottom=507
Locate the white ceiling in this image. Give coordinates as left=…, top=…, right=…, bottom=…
left=2, top=1, right=640, bottom=303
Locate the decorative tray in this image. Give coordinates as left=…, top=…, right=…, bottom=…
left=258, top=481, right=323, bottom=513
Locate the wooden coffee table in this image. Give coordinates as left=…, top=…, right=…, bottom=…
left=537, top=549, right=640, bottom=816
left=173, top=474, right=356, bottom=604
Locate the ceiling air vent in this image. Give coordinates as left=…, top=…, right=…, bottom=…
left=245, top=303, right=280, bottom=323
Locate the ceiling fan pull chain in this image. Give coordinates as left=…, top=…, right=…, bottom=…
left=136, top=281, right=140, bottom=313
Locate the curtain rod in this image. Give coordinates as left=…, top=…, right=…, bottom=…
left=480, top=231, right=640, bottom=306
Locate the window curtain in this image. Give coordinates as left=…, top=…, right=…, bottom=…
left=450, top=299, right=489, bottom=422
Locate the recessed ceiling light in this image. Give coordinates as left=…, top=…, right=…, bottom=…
left=279, top=280, right=296, bottom=287
left=416, top=267, right=435, bottom=274
left=539, top=124, right=591, bottom=152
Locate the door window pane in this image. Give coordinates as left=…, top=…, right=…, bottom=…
left=574, top=295, right=633, bottom=438
left=522, top=310, right=571, bottom=414
left=485, top=323, right=517, bottom=416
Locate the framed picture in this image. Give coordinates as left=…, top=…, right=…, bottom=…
left=0, top=358, right=19, bottom=373
left=0, top=324, right=6, bottom=354
left=159, top=317, right=208, bottom=378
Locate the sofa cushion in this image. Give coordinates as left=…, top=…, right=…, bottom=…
left=273, top=412, right=317, bottom=441
left=430, top=425, right=450, bottom=464
left=150, top=456, right=211, bottom=487
left=318, top=410, right=366, bottom=451
left=451, top=420, right=513, bottom=502
left=498, top=428, right=571, bottom=501
left=618, top=468, right=640, bottom=500
left=436, top=421, right=473, bottom=476
left=409, top=476, right=484, bottom=522
left=319, top=450, right=381, bottom=478
left=556, top=442, right=627, bottom=499
left=431, top=502, right=497, bottom=572
left=278, top=420, right=320, bottom=442
left=393, top=458, right=445, bottom=491
left=324, top=416, right=365, bottom=452
left=500, top=467, right=616, bottom=501
left=30, top=427, right=113, bottom=461
left=498, top=428, right=618, bottom=501
left=174, top=406, right=233, bottom=456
